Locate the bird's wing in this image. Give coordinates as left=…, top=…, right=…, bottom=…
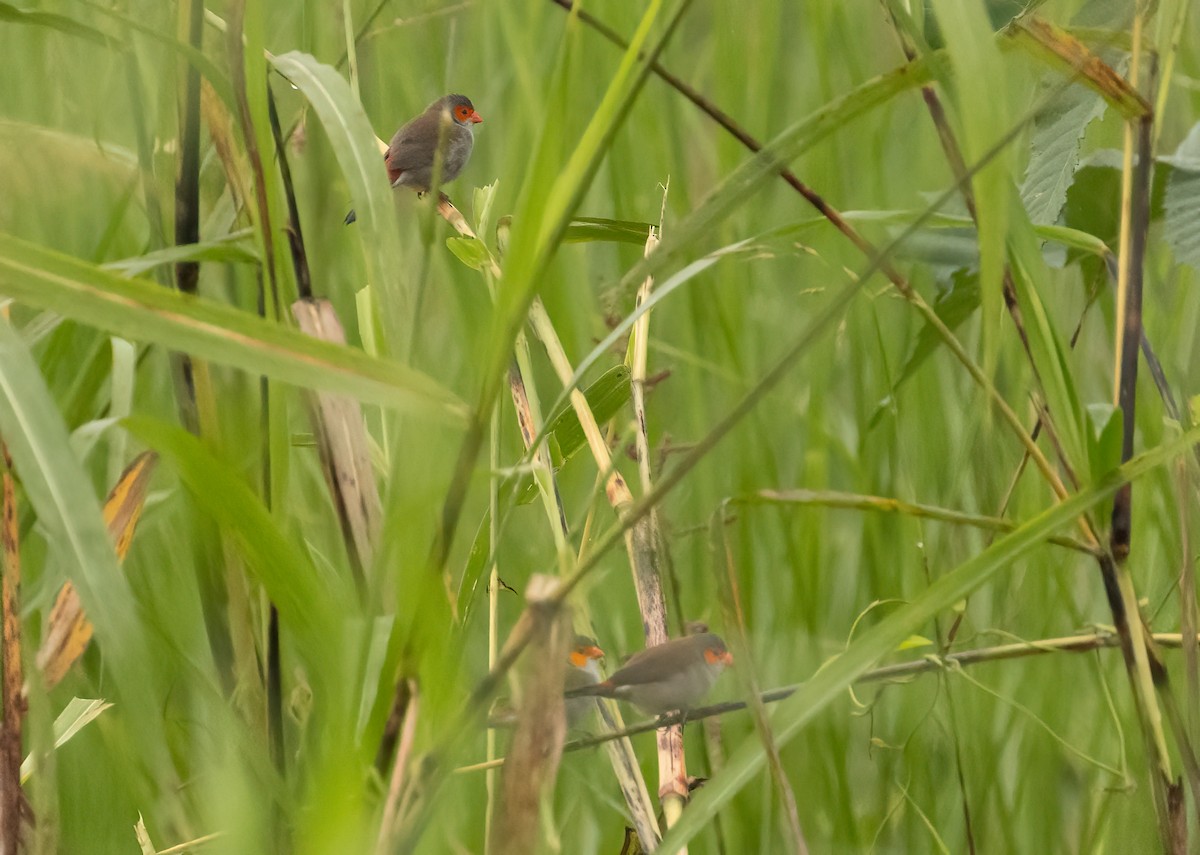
left=607, top=648, right=679, bottom=687
left=385, top=131, right=433, bottom=178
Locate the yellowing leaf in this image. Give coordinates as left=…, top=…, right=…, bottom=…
left=896, top=635, right=934, bottom=652
left=35, top=451, right=157, bottom=689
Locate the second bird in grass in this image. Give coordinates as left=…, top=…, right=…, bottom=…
left=345, top=93, right=483, bottom=224
left=564, top=635, right=606, bottom=728
left=564, top=633, right=733, bottom=717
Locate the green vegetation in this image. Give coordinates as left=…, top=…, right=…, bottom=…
left=1, top=0, right=1199, bottom=852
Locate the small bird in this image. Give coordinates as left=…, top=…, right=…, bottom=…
left=564, top=635, right=606, bottom=728
left=489, top=635, right=605, bottom=729
left=564, top=633, right=733, bottom=716
left=345, top=93, right=482, bottom=224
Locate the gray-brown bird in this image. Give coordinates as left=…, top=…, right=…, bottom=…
left=345, top=93, right=482, bottom=224
left=488, top=636, right=605, bottom=730
left=564, top=636, right=605, bottom=728
left=564, top=633, right=733, bottom=716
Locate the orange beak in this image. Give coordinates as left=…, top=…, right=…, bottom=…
left=470, top=110, right=483, bottom=124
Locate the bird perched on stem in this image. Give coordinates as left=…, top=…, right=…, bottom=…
left=564, top=636, right=605, bottom=729
left=489, top=635, right=605, bottom=730
left=344, top=93, right=483, bottom=224
left=564, top=633, right=733, bottom=717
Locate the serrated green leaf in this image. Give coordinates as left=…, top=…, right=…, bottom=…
left=1020, top=76, right=1109, bottom=225
left=474, top=181, right=499, bottom=242
left=20, top=697, right=113, bottom=783
left=1162, top=121, right=1200, bottom=269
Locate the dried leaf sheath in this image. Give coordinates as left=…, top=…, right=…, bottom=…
left=34, top=452, right=158, bottom=690
left=292, top=298, right=382, bottom=586
left=2, top=441, right=27, bottom=850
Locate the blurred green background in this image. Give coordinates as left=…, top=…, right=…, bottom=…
left=1, top=0, right=1199, bottom=852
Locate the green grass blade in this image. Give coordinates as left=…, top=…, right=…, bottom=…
left=0, top=233, right=466, bottom=420
left=123, top=416, right=349, bottom=687
left=270, top=51, right=409, bottom=345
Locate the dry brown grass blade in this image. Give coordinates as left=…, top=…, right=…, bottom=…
left=35, top=451, right=158, bottom=690
left=2, top=440, right=28, bottom=850
left=374, top=679, right=419, bottom=854
left=1006, top=15, right=1151, bottom=119
left=292, top=298, right=382, bottom=584
left=488, top=576, right=570, bottom=855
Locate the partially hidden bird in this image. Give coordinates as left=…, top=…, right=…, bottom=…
left=564, top=635, right=606, bottom=728
left=564, top=633, right=733, bottom=717
left=344, top=93, right=482, bottom=224
left=488, top=635, right=605, bottom=729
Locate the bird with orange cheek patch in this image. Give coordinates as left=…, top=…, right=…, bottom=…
left=384, top=93, right=482, bottom=192
left=345, top=93, right=482, bottom=224
left=564, top=633, right=733, bottom=717
left=564, top=636, right=605, bottom=728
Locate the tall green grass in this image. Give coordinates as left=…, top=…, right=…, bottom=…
left=0, top=0, right=1198, bottom=852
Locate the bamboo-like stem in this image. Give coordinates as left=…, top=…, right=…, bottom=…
left=434, top=195, right=661, bottom=847
left=1107, top=14, right=1188, bottom=845
left=626, top=229, right=688, bottom=838
left=739, top=489, right=1099, bottom=555
left=484, top=400, right=500, bottom=855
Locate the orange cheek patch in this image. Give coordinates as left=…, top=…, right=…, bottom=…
left=705, top=648, right=735, bottom=666
left=569, top=651, right=587, bottom=667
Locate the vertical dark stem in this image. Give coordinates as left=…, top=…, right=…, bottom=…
left=175, top=0, right=203, bottom=296
left=166, top=0, right=206, bottom=434
left=267, top=604, right=283, bottom=766
left=1110, top=116, right=1152, bottom=558
left=268, top=89, right=313, bottom=300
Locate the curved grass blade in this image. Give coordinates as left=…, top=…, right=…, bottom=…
left=123, top=416, right=349, bottom=688
left=269, top=51, right=408, bottom=344
left=0, top=2, right=115, bottom=47
left=0, top=233, right=466, bottom=421
left=103, top=233, right=259, bottom=278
